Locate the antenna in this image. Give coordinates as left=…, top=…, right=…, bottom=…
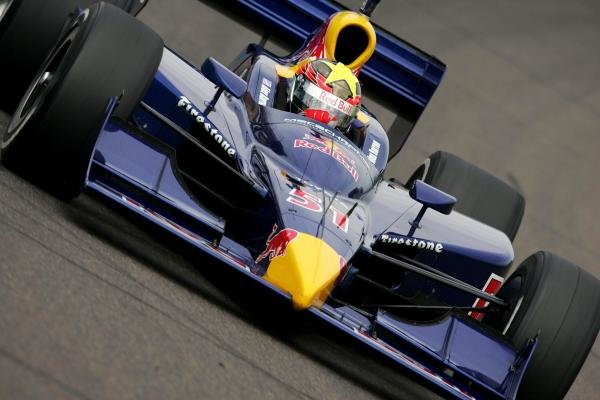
left=360, top=0, right=381, bottom=17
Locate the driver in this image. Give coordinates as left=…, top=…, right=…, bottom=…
left=288, top=59, right=362, bottom=133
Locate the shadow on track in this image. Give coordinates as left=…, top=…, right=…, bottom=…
left=66, top=191, right=441, bottom=400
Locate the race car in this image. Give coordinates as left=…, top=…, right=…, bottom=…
left=0, top=1, right=598, bottom=399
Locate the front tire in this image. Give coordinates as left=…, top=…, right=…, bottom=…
left=492, top=252, right=600, bottom=399
left=1, top=2, right=163, bottom=198
left=0, top=0, right=148, bottom=112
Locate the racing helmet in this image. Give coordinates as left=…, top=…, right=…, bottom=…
left=289, top=59, right=361, bottom=131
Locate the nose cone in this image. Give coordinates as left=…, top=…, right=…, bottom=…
left=264, top=231, right=343, bottom=309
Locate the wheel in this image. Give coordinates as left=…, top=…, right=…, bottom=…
left=406, top=151, right=525, bottom=241
left=491, top=251, right=600, bottom=399
left=1, top=2, right=163, bottom=198
left=0, top=0, right=147, bottom=112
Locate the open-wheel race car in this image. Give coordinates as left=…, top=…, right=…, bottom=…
left=1, top=0, right=598, bottom=399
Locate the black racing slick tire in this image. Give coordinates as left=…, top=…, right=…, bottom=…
left=407, top=151, right=525, bottom=241
left=0, top=2, right=163, bottom=199
left=493, top=252, right=600, bottom=400
left=0, top=0, right=147, bottom=112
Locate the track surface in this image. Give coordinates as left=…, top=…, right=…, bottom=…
left=1, top=0, right=599, bottom=399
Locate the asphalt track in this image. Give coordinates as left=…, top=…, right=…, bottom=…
left=1, top=0, right=599, bottom=399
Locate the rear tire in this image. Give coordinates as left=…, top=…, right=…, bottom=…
left=407, top=151, right=525, bottom=241
left=1, top=2, right=163, bottom=199
left=493, top=252, right=600, bottom=399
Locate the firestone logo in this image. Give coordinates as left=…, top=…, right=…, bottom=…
left=177, top=96, right=236, bottom=158
left=378, top=233, right=443, bottom=253
left=256, top=227, right=300, bottom=263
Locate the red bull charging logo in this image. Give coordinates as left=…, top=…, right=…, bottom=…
left=256, top=226, right=300, bottom=263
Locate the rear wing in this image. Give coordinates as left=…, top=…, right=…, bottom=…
left=215, top=0, right=446, bottom=159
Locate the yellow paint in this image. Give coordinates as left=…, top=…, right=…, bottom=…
left=294, top=57, right=315, bottom=71
left=356, top=110, right=370, bottom=124
left=324, top=11, right=377, bottom=71
left=323, top=61, right=359, bottom=97
left=275, top=64, right=297, bottom=79
left=264, top=232, right=342, bottom=310
left=275, top=58, right=316, bottom=78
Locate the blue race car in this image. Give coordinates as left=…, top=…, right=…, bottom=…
left=0, top=1, right=598, bottom=399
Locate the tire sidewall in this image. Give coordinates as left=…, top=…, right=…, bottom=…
left=499, top=251, right=600, bottom=399
left=2, top=2, right=163, bottom=198
left=1, top=4, right=101, bottom=189
left=4, top=5, right=95, bottom=147
left=0, top=0, right=19, bottom=39
left=501, top=252, right=544, bottom=345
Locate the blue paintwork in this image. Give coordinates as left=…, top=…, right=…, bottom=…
left=247, top=54, right=391, bottom=173
left=366, top=181, right=512, bottom=307
left=201, top=57, right=247, bottom=98
left=80, top=5, right=534, bottom=399
left=251, top=108, right=378, bottom=197
left=92, top=121, right=226, bottom=236
left=410, top=179, right=457, bottom=215
left=375, top=310, right=535, bottom=398
left=311, top=304, right=536, bottom=400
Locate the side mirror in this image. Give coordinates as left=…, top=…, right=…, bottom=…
left=201, top=57, right=247, bottom=99
left=409, top=180, right=456, bottom=215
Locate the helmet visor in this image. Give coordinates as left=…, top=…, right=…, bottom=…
left=292, top=77, right=358, bottom=130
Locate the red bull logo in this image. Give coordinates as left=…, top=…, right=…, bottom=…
left=256, top=226, right=300, bottom=263
left=293, top=134, right=359, bottom=182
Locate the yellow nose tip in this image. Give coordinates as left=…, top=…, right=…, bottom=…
left=263, top=232, right=342, bottom=310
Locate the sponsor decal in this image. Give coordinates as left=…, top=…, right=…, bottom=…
left=339, top=255, right=347, bottom=272
left=294, top=134, right=359, bottom=181
left=378, top=233, right=443, bottom=254
left=305, top=83, right=355, bottom=116
left=287, top=187, right=323, bottom=212
left=286, top=188, right=349, bottom=232
left=258, top=77, right=273, bottom=106
left=469, top=273, right=504, bottom=321
left=331, top=207, right=349, bottom=233
left=282, top=118, right=363, bottom=157
left=367, top=139, right=380, bottom=164
left=256, top=225, right=300, bottom=263
left=284, top=117, right=337, bottom=136
left=177, top=96, right=237, bottom=158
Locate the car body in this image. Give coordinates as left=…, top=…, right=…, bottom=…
left=80, top=2, right=536, bottom=399
left=3, top=1, right=598, bottom=400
